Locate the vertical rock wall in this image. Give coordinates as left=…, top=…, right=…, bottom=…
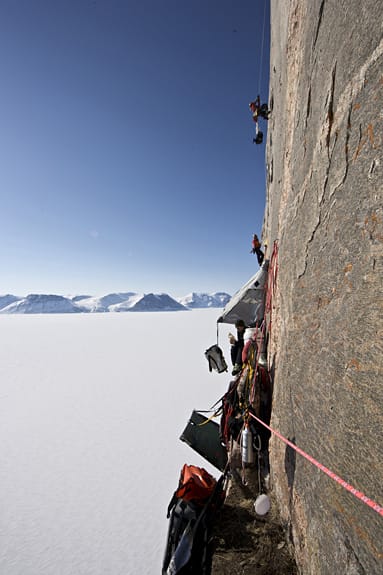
left=265, top=1, right=383, bottom=573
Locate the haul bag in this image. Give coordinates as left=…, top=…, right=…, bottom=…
left=162, top=466, right=225, bottom=574
left=180, top=410, right=228, bottom=472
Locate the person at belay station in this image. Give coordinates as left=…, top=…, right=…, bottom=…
left=228, top=319, right=246, bottom=376
left=249, top=95, right=270, bottom=145
left=250, top=233, right=264, bottom=266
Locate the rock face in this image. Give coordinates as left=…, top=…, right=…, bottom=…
left=265, top=1, right=383, bottom=573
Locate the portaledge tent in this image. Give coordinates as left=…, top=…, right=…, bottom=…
left=217, top=260, right=269, bottom=327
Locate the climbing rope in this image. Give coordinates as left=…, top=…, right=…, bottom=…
left=265, top=239, right=279, bottom=336
left=249, top=412, right=383, bottom=518
left=258, top=0, right=267, bottom=95
left=254, top=432, right=263, bottom=494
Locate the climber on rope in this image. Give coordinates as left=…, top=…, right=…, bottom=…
left=250, top=233, right=265, bottom=266
left=249, top=95, right=271, bottom=145
left=249, top=96, right=270, bottom=121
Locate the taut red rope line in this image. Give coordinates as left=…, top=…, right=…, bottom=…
left=265, top=240, right=278, bottom=336
left=249, top=412, right=383, bottom=517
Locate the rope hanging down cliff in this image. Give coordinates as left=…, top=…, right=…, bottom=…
left=257, top=0, right=267, bottom=96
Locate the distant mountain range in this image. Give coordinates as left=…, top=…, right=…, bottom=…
left=0, top=291, right=231, bottom=314
left=177, top=292, right=230, bottom=309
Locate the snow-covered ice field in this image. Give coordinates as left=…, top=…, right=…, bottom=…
left=0, top=309, right=232, bottom=574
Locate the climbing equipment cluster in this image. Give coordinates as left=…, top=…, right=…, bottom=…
left=162, top=247, right=278, bottom=574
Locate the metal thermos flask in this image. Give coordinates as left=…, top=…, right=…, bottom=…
left=241, top=425, right=254, bottom=464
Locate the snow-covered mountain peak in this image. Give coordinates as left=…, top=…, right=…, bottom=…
left=111, top=293, right=188, bottom=312
left=0, top=290, right=230, bottom=313
left=177, top=292, right=230, bottom=309
left=0, top=294, right=83, bottom=314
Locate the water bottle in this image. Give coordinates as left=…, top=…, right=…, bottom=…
left=241, top=425, right=254, bottom=464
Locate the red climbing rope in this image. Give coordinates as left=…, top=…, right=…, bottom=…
left=265, top=239, right=279, bottom=336
left=259, top=239, right=382, bottom=516
left=249, top=412, right=383, bottom=518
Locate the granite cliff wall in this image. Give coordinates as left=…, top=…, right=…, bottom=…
left=264, top=1, right=383, bottom=573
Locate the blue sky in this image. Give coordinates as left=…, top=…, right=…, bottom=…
left=0, top=0, right=270, bottom=298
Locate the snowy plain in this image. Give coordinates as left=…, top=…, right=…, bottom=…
left=0, top=309, right=233, bottom=575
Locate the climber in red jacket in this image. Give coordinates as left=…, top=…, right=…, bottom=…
left=250, top=234, right=264, bottom=266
